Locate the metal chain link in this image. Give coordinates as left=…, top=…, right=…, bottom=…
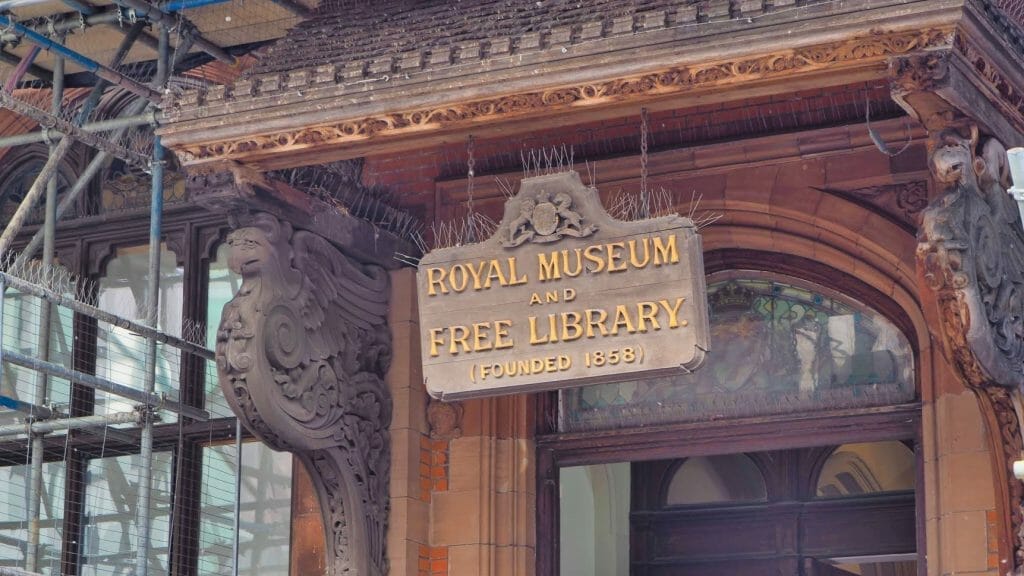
left=640, top=107, right=650, bottom=219
left=466, top=134, right=477, bottom=242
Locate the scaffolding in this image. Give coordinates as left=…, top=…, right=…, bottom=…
left=0, top=1, right=271, bottom=573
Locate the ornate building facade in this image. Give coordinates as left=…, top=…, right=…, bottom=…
left=2, top=0, right=1024, bottom=575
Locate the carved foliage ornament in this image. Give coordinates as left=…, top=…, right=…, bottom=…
left=955, top=32, right=1024, bottom=130
left=175, top=28, right=951, bottom=165
left=916, top=125, right=1024, bottom=565
left=917, top=125, right=1024, bottom=389
left=216, top=212, right=392, bottom=576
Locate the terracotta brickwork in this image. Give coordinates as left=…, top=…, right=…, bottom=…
left=291, top=456, right=327, bottom=575
left=371, top=97, right=1004, bottom=575
left=420, top=436, right=449, bottom=497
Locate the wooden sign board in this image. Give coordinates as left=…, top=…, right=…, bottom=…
left=417, top=171, right=709, bottom=400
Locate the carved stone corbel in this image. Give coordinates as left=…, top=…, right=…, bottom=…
left=214, top=210, right=393, bottom=576
left=916, top=123, right=1024, bottom=567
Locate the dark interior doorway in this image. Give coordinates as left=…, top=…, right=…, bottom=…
left=627, top=442, right=916, bottom=576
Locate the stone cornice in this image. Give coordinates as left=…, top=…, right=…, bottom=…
left=889, top=4, right=1024, bottom=147
left=164, top=24, right=954, bottom=170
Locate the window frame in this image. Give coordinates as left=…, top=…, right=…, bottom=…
left=0, top=203, right=292, bottom=576
left=535, top=251, right=926, bottom=576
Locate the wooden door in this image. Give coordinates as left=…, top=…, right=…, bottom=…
left=630, top=445, right=916, bottom=576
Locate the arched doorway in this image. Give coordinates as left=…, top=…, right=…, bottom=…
left=544, top=270, right=923, bottom=576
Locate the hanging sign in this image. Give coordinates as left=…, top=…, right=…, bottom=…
left=417, top=171, right=709, bottom=400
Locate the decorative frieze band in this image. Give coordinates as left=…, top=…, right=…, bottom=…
left=169, top=28, right=951, bottom=166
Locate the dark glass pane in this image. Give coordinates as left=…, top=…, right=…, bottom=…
left=561, top=272, right=915, bottom=431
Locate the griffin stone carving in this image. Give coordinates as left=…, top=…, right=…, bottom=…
left=216, top=212, right=392, bottom=576
left=917, top=125, right=1024, bottom=566
left=918, top=125, right=1024, bottom=389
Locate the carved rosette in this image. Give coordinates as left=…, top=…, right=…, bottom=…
left=216, top=212, right=392, bottom=576
left=916, top=125, right=1024, bottom=566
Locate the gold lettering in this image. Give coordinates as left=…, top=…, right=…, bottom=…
left=611, top=304, right=637, bottom=334
left=529, top=292, right=543, bottom=305
left=653, top=234, right=680, bottom=265
left=538, top=252, right=560, bottom=281
left=507, top=257, right=528, bottom=285
left=494, top=320, right=514, bottom=349
left=472, top=322, right=492, bottom=352
left=465, top=261, right=486, bottom=290
left=545, top=291, right=558, bottom=303
left=558, top=355, right=571, bottom=370
left=606, top=242, right=628, bottom=272
left=628, top=238, right=651, bottom=268
left=636, top=301, right=660, bottom=332
left=561, top=311, right=583, bottom=342
left=659, top=297, right=686, bottom=328
left=563, top=288, right=576, bottom=302
left=429, top=327, right=445, bottom=357
left=583, top=244, right=606, bottom=273
left=426, top=267, right=448, bottom=296
left=544, top=356, right=557, bottom=372
left=484, top=259, right=507, bottom=288
left=529, top=316, right=550, bottom=344
left=449, top=265, right=470, bottom=292
left=585, top=308, right=609, bottom=338
left=562, top=248, right=584, bottom=277
left=448, top=325, right=471, bottom=354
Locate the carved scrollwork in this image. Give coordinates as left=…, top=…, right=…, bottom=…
left=918, top=125, right=1024, bottom=388
left=216, top=211, right=392, bottom=576
left=917, top=124, right=1024, bottom=565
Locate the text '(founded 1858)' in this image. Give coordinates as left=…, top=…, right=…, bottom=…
left=417, top=171, right=709, bottom=400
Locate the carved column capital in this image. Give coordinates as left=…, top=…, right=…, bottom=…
left=215, top=210, right=392, bottom=576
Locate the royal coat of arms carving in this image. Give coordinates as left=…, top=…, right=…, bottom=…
left=500, top=189, right=597, bottom=246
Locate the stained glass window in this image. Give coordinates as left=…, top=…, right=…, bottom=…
left=561, top=271, right=915, bottom=431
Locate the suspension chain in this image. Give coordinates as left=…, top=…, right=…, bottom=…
left=466, top=134, right=477, bottom=242
left=640, top=107, right=650, bottom=219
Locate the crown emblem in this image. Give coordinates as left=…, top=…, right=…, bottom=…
left=709, top=281, right=755, bottom=313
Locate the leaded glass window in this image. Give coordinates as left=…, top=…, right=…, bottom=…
left=561, top=271, right=915, bottom=431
